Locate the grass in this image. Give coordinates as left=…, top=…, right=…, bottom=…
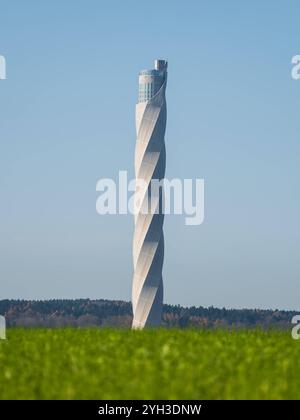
left=0, top=328, right=299, bottom=399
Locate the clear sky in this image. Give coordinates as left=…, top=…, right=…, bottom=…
left=1, top=1, right=299, bottom=310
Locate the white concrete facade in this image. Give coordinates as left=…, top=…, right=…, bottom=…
left=132, top=60, right=167, bottom=328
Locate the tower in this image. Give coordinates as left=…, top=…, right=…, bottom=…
left=132, top=59, right=167, bottom=328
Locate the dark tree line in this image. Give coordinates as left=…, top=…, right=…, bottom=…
left=0, top=299, right=297, bottom=329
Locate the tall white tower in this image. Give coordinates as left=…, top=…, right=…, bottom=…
left=132, top=59, right=167, bottom=328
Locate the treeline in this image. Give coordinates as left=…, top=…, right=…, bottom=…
left=0, top=299, right=297, bottom=329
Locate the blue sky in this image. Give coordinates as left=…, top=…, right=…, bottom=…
left=0, top=1, right=299, bottom=309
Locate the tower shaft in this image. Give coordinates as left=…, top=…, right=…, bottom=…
left=132, top=60, right=167, bottom=328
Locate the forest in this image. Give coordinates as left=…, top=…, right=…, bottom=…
left=0, top=299, right=297, bottom=329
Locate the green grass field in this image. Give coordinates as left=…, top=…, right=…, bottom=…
left=0, top=328, right=299, bottom=399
